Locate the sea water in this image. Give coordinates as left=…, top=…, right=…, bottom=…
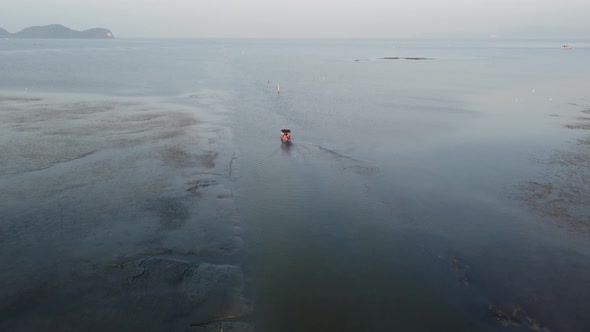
left=1, top=38, right=589, bottom=331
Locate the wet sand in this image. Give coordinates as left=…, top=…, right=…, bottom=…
left=0, top=94, right=252, bottom=331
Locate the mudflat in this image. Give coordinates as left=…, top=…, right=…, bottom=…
left=0, top=94, right=252, bottom=331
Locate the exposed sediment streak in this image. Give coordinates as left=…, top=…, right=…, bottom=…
left=229, top=153, right=237, bottom=179
left=7, top=149, right=97, bottom=175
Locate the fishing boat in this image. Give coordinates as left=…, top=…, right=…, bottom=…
left=561, top=44, right=572, bottom=50
left=280, top=129, right=291, bottom=143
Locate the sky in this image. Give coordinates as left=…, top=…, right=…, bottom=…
left=1, top=0, right=589, bottom=38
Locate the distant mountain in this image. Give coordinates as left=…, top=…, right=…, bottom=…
left=0, top=24, right=114, bottom=39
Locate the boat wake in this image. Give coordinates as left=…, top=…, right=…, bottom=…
left=292, top=142, right=380, bottom=176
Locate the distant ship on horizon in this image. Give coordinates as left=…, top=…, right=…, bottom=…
left=561, top=44, right=572, bottom=50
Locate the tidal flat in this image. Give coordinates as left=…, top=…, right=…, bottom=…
left=0, top=94, right=252, bottom=331
left=516, top=104, right=590, bottom=233
left=2, top=38, right=590, bottom=331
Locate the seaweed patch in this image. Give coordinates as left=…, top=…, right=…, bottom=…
left=514, top=107, right=590, bottom=233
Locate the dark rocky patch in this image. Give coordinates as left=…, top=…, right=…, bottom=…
left=159, top=146, right=199, bottom=168
left=515, top=105, right=590, bottom=233
left=565, top=123, right=590, bottom=130
left=145, top=197, right=190, bottom=229
left=489, top=304, right=550, bottom=331
left=438, top=255, right=471, bottom=287
left=200, top=151, right=219, bottom=168
left=354, top=57, right=435, bottom=62
left=380, top=57, right=434, bottom=60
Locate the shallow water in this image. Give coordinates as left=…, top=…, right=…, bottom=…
left=1, top=38, right=589, bottom=331
left=225, top=39, right=590, bottom=331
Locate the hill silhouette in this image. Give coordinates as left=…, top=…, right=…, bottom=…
left=0, top=24, right=114, bottom=39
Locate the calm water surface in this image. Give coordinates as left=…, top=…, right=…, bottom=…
left=1, top=38, right=589, bottom=331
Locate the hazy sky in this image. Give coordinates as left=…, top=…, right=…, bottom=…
left=1, top=0, right=589, bottom=38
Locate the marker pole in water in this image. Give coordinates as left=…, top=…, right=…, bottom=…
left=277, top=83, right=280, bottom=95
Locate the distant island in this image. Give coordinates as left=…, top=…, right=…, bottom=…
left=354, top=57, right=435, bottom=62
left=0, top=24, right=114, bottom=39
left=380, top=57, right=434, bottom=61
